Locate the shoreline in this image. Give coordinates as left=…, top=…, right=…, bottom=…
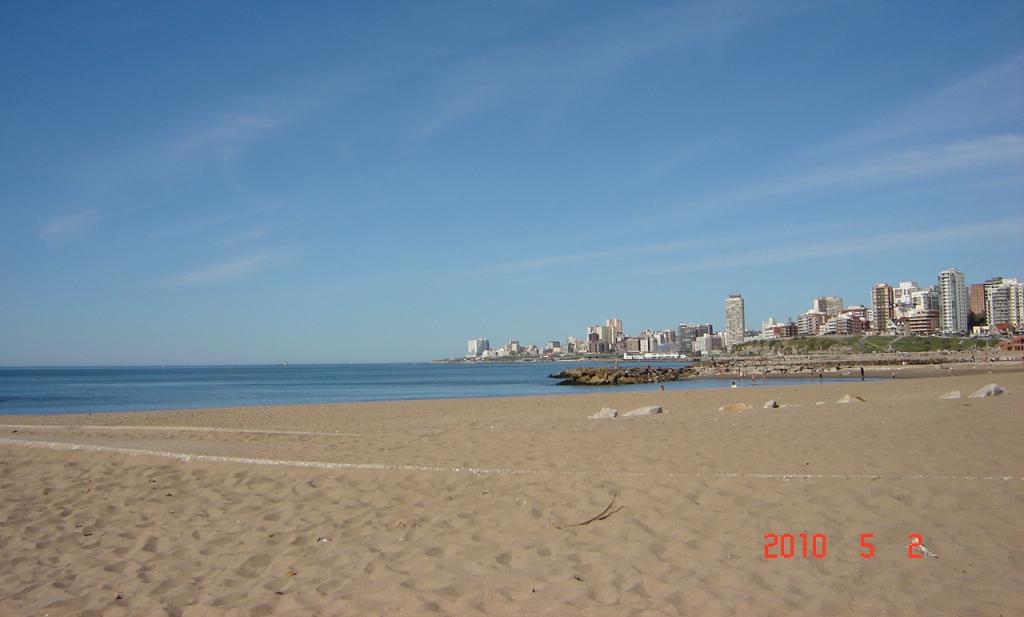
left=2, top=360, right=1020, bottom=418
left=1, top=364, right=1020, bottom=425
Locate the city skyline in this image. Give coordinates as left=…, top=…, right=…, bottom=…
left=1, top=3, right=1023, bottom=365
left=463, top=265, right=1022, bottom=360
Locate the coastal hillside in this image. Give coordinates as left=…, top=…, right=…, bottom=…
left=734, top=335, right=997, bottom=356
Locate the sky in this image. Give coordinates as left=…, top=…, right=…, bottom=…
left=1, top=1, right=1022, bottom=365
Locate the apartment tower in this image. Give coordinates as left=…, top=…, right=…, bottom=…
left=725, top=294, right=745, bottom=349
left=938, top=268, right=968, bottom=334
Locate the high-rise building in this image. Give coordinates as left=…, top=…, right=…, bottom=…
left=969, top=283, right=986, bottom=324
left=467, top=338, right=490, bottom=357
left=812, top=296, right=844, bottom=316
left=870, top=283, right=895, bottom=333
left=938, top=268, right=968, bottom=334
left=725, top=294, right=745, bottom=349
left=606, top=318, right=623, bottom=338
left=985, top=278, right=1024, bottom=331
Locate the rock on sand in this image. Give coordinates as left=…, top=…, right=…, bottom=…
left=623, top=405, right=663, bottom=417
left=968, top=384, right=1006, bottom=398
left=588, top=407, right=618, bottom=419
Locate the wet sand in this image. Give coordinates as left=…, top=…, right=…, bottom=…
left=1, top=371, right=1022, bottom=616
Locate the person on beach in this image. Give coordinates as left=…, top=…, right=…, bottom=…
left=860, top=367, right=865, bottom=381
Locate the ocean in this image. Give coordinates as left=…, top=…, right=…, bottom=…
left=0, top=362, right=834, bottom=415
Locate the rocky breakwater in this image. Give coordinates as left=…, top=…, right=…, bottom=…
left=550, top=366, right=695, bottom=386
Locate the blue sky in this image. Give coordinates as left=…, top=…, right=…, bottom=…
left=1, top=1, right=1022, bottom=365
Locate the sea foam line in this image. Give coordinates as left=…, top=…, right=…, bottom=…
left=0, top=437, right=1021, bottom=481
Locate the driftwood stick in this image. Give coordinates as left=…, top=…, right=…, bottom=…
left=558, top=496, right=623, bottom=529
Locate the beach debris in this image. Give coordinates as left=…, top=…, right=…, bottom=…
left=836, top=394, right=866, bottom=404
left=623, top=405, right=663, bottom=417
left=815, top=401, right=826, bottom=406
left=588, top=407, right=618, bottom=420
left=718, top=403, right=752, bottom=412
left=968, top=383, right=1006, bottom=398
left=912, top=543, right=939, bottom=559
left=287, top=569, right=299, bottom=577
left=557, top=496, right=624, bottom=529
left=764, top=400, right=779, bottom=409
left=316, top=536, right=332, bottom=544
left=939, top=390, right=962, bottom=400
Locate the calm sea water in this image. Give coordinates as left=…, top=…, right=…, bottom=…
left=0, top=363, right=835, bottom=415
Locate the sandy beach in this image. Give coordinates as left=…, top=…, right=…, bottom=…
left=1, top=371, right=1022, bottom=616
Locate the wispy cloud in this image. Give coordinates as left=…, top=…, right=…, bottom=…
left=39, top=208, right=103, bottom=239
left=157, top=253, right=287, bottom=286
left=693, top=134, right=1024, bottom=210
left=215, top=225, right=272, bottom=246
left=164, top=112, right=290, bottom=163
left=462, top=242, right=703, bottom=276
left=838, top=53, right=1024, bottom=149
left=460, top=220, right=850, bottom=277
left=663, top=218, right=1024, bottom=274
left=414, top=0, right=826, bottom=137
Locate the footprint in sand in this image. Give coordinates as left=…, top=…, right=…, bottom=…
left=238, top=553, right=273, bottom=578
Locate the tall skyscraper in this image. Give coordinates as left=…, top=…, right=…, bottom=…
left=870, top=283, right=894, bottom=332
left=969, top=283, right=986, bottom=325
left=938, top=268, right=968, bottom=334
left=725, top=294, right=745, bottom=349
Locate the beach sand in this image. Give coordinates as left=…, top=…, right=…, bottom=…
left=1, top=371, right=1022, bottom=616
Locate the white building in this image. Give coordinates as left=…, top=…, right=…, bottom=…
left=467, top=338, right=490, bottom=357
left=985, top=278, right=1024, bottom=330
left=893, top=281, right=920, bottom=319
left=725, top=294, right=745, bottom=349
left=910, top=288, right=939, bottom=314
left=938, top=268, right=968, bottom=334
left=761, top=317, right=780, bottom=339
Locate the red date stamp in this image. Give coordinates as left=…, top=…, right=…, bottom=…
left=763, top=532, right=928, bottom=559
